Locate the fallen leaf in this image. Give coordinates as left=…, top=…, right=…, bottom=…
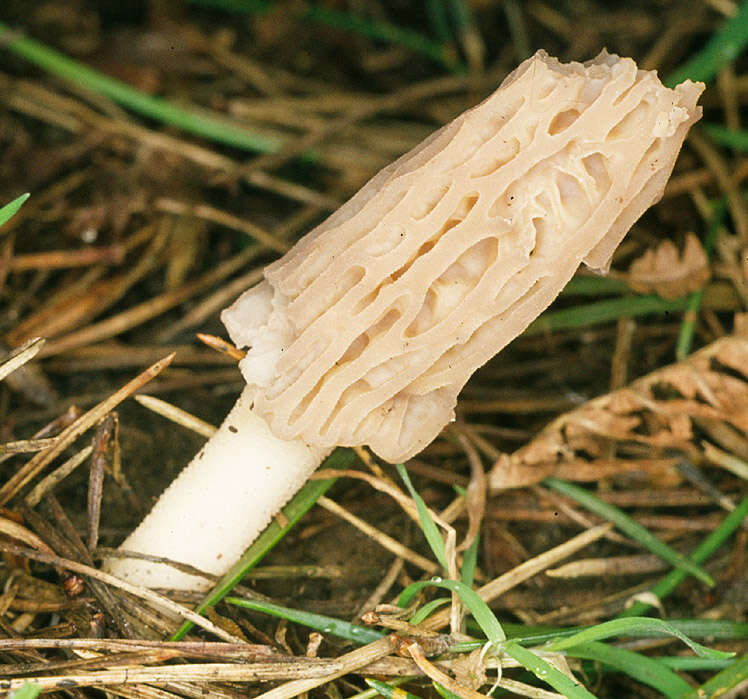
left=627, top=232, right=710, bottom=299
left=489, top=336, right=748, bottom=490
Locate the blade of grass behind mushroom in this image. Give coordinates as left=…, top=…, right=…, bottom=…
left=187, top=0, right=465, bottom=73
left=0, top=22, right=283, bottom=155
left=664, top=0, right=748, bottom=87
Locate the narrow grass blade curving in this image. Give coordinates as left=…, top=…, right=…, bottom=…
left=226, top=597, right=383, bottom=644
left=187, top=0, right=461, bottom=71
left=543, top=478, right=714, bottom=585
left=501, top=640, right=597, bottom=699
left=659, top=657, right=734, bottom=671
left=455, top=619, right=748, bottom=651
left=409, top=598, right=451, bottom=626
left=564, top=641, right=692, bottom=698
left=397, top=463, right=449, bottom=572
left=397, top=578, right=505, bottom=646
left=460, top=534, right=479, bottom=587
left=703, top=123, right=748, bottom=151
left=545, top=617, right=734, bottom=659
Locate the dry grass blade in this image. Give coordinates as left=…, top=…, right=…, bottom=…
left=25, top=446, right=92, bottom=507
left=135, top=394, right=217, bottom=438
left=252, top=637, right=394, bottom=699
left=8, top=244, right=124, bottom=270
left=0, top=541, right=244, bottom=643
left=87, top=414, right=116, bottom=551
left=546, top=554, right=670, bottom=578
left=317, top=495, right=439, bottom=574
left=404, top=639, right=489, bottom=699
left=196, top=333, right=247, bottom=362
left=0, top=353, right=175, bottom=505
left=36, top=245, right=257, bottom=358
left=155, top=198, right=290, bottom=254
left=0, top=337, right=44, bottom=382
left=0, top=515, right=54, bottom=554
left=0, top=438, right=58, bottom=456
left=5, top=223, right=161, bottom=348
left=702, top=441, right=748, bottom=480
left=495, top=678, right=566, bottom=699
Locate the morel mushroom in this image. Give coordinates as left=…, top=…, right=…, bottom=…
left=106, top=50, right=703, bottom=590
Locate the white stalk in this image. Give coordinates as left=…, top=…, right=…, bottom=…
left=104, top=386, right=328, bottom=590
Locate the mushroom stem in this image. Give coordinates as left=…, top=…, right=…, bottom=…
left=104, top=386, right=328, bottom=590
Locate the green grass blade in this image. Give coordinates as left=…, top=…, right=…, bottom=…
left=409, top=597, right=451, bottom=626
left=431, top=682, right=459, bottom=699
left=565, top=641, right=692, bottom=698
left=703, top=123, right=748, bottom=151
left=665, top=0, right=748, bottom=86
left=526, top=294, right=693, bottom=336
left=8, top=684, right=42, bottom=699
left=561, top=276, right=630, bottom=296
left=460, top=534, right=479, bottom=587
left=454, top=618, right=748, bottom=653
left=187, top=0, right=273, bottom=13
left=366, top=678, right=421, bottom=699
left=0, top=23, right=281, bottom=155
left=397, top=578, right=505, bottom=645
left=543, top=478, right=714, bottom=586
left=545, top=617, right=734, bottom=660
left=226, top=597, right=383, bottom=644
left=502, top=640, right=597, bottom=699
left=700, top=124, right=748, bottom=152
left=676, top=200, right=727, bottom=359
left=0, top=193, right=30, bottom=229
left=172, top=448, right=355, bottom=640
left=662, top=619, right=748, bottom=641
left=619, top=496, right=748, bottom=617
left=396, top=463, right=449, bottom=571
left=426, top=0, right=452, bottom=43
left=302, top=5, right=462, bottom=72
left=188, top=0, right=460, bottom=71
left=659, top=657, right=734, bottom=671
left=683, top=653, right=748, bottom=698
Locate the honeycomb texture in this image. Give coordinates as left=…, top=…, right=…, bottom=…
left=222, top=50, right=704, bottom=463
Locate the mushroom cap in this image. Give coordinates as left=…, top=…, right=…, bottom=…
left=223, top=50, right=704, bottom=463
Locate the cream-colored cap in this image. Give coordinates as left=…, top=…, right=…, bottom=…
left=223, top=50, right=704, bottom=463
